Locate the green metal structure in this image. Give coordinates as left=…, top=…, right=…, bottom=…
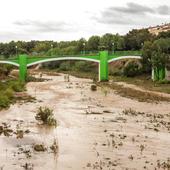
left=152, top=67, right=166, bottom=81
left=0, top=51, right=142, bottom=82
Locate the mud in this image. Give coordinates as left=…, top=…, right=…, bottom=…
left=0, top=73, right=170, bottom=170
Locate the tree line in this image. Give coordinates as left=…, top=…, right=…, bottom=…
left=0, top=28, right=159, bottom=58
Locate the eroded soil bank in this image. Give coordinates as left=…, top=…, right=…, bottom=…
left=0, top=73, right=170, bottom=170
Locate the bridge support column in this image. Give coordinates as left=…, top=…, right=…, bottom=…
left=99, top=51, right=108, bottom=81
left=152, top=67, right=166, bottom=81
left=19, top=55, right=27, bottom=82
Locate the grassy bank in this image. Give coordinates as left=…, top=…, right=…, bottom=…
left=0, top=79, right=25, bottom=110
left=98, top=82, right=170, bottom=103
left=111, top=75, right=170, bottom=94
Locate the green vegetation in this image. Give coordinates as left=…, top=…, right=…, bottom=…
left=142, top=38, right=170, bottom=80
left=42, top=60, right=98, bottom=81
left=122, top=60, right=142, bottom=77
left=0, top=80, right=25, bottom=110
left=0, top=64, right=26, bottom=110
left=0, top=29, right=154, bottom=58
left=35, top=107, right=57, bottom=126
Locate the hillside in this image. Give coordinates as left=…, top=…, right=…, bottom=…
left=147, top=23, right=170, bottom=35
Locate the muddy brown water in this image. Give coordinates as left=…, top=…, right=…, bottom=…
left=0, top=73, right=170, bottom=170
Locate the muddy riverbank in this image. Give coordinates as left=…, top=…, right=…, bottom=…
left=0, top=73, right=170, bottom=170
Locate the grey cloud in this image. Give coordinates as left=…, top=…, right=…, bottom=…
left=157, top=5, right=170, bottom=15
left=94, top=2, right=170, bottom=26
left=112, top=2, right=155, bottom=15
left=14, top=20, right=70, bottom=33
left=93, top=12, right=136, bottom=25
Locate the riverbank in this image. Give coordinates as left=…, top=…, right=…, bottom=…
left=0, top=79, right=29, bottom=110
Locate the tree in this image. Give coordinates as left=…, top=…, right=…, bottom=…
left=76, top=38, right=87, bottom=53
left=33, top=41, right=52, bottom=53
left=142, top=38, right=170, bottom=80
left=87, top=36, right=100, bottom=51
left=113, top=34, right=125, bottom=51
left=99, top=33, right=114, bottom=51
left=141, top=41, right=153, bottom=73
left=157, top=31, right=170, bottom=39
left=151, top=39, right=169, bottom=69
left=124, top=29, right=154, bottom=50
left=122, top=60, right=142, bottom=77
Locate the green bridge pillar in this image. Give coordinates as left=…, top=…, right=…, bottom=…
left=153, top=67, right=166, bottom=81
left=19, top=54, right=27, bottom=82
left=99, top=51, right=108, bottom=81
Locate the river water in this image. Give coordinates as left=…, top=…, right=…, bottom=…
left=0, top=73, right=170, bottom=170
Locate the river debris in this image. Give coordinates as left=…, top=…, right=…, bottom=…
left=85, top=110, right=103, bottom=115
left=14, top=92, right=36, bottom=103
left=21, top=162, right=34, bottom=170
left=33, top=144, right=47, bottom=152
left=0, top=122, right=30, bottom=138
left=123, top=108, right=145, bottom=116
left=90, top=84, right=97, bottom=91
left=15, top=130, right=24, bottom=139
left=50, top=139, right=58, bottom=154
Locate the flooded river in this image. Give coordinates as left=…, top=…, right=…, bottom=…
left=0, top=73, right=170, bottom=170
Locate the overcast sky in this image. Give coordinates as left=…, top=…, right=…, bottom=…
left=0, top=0, right=170, bottom=42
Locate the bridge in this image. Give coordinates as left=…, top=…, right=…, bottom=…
left=0, top=51, right=142, bottom=81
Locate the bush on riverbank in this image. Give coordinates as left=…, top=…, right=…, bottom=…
left=0, top=80, right=25, bottom=110
left=35, top=107, right=57, bottom=127
left=122, top=60, right=142, bottom=77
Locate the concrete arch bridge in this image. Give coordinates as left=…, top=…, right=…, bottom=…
left=0, top=51, right=142, bottom=81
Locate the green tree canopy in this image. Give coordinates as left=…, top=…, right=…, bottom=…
left=124, top=29, right=154, bottom=50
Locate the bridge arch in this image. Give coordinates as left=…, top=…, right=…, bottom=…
left=0, top=61, right=19, bottom=67
left=27, top=57, right=99, bottom=67
left=108, top=56, right=142, bottom=63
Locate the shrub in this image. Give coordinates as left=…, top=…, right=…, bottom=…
left=122, top=60, right=142, bottom=77
left=0, top=95, right=10, bottom=109
left=35, top=107, right=57, bottom=126
left=59, top=62, right=71, bottom=71
left=4, top=88, right=14, bottom=99
left=109, top=68, right=122, bottom=76
left=0, top=80, right=25, bottom=110
left=74, top=61, right=95, bottom=72
left=0, top=64, right=13, bottom=77
left=10, top=81, right=25, bottom=92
